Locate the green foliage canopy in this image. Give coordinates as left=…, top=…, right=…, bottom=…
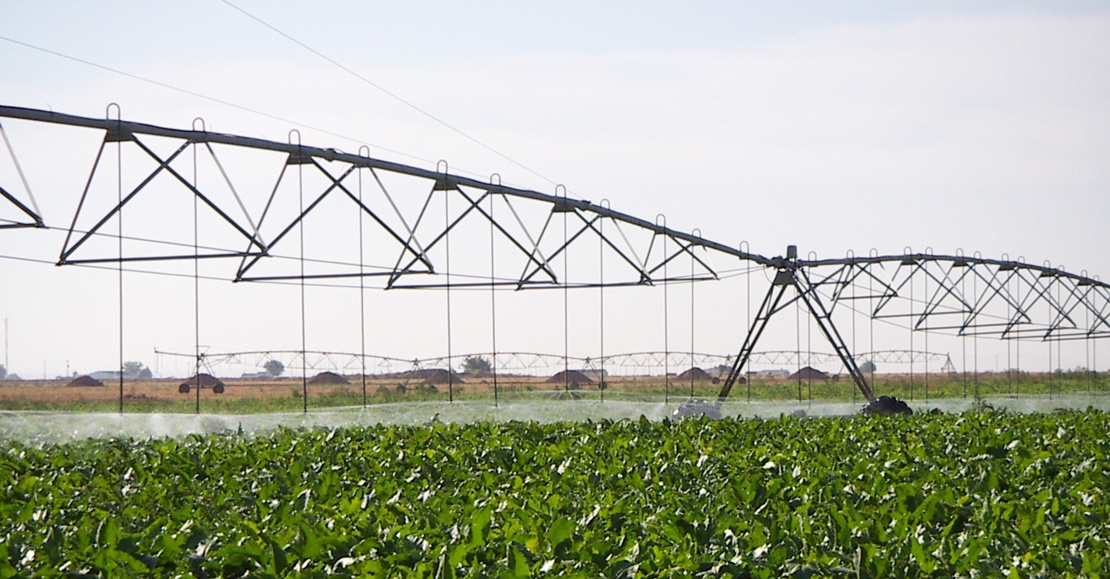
left=1, top=410, right=1107, bottom=576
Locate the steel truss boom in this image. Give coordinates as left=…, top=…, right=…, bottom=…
left=4, top=105, right=1110, bottom=408
left=0, top=105, right=770, bottom=288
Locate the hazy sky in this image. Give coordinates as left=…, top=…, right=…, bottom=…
left=1, top=1, right=1108, bottom=378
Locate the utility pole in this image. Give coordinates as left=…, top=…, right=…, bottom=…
left=4, top=317, right=8, bottom=372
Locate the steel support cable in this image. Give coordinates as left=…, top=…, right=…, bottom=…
left=18, top=221, right=268, bottom=265
left=236, top=162, right=360, bottom=279
left=519, top=211, right=609, bottom=287
left=0, top=120, right=43, bottom=225
left=203, top=142, right=265, bottom=247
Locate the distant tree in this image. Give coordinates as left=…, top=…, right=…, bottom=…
left=460, top=355, right=492, bottom=375
left=123, top=361, right=153, bottom=379
left=264, top=359, right=285, bottom=377
left=0, top=364, right=6, bottom=380
left=858, top=360, right=877, bottom=374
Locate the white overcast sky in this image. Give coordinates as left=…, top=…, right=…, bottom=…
left=1, top=1, right=1109, bottom=378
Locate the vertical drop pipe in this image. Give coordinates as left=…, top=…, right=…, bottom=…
left=489, top=176, right=499, bottom=407
left=442, top=162, right=454, bottom=402
left=192, top=121, right=202, bottom=414
left=357, top=149, right=368, bottom=407
left=294, top=133, right=307, bottom=412
left=111, top=104, right=124, bottom=414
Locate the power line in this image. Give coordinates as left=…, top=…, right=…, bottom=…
left=0, top=32, right=567, bottom=192
left=220, top=0, right=561, bottom=191
left=0, top=34, right=443, bottom=173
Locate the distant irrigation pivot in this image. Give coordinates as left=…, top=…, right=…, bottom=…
left=151, top=348, right=956, bottom=377
left=2, top=104, right=1110, bottom=410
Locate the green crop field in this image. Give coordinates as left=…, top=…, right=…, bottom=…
left=2, top=410, right=1107, bottom=577
left=1, top=370, right=1105, bottom=415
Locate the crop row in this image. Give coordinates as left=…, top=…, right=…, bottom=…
left=1, top=410, right=1108, bottom=577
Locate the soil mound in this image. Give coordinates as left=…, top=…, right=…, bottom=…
left=309, top=371, right=349, bottom=385
left=861, top=396, right=913, bottom=416
left=67, top=375, right=104, bottom=387
left=546, top=370, right=593, bottom=386
left=676, top=367, right=712, bottom=382
left=789, top=366, right=829, bottom=381
left=417, top=369, right=464, bottom=385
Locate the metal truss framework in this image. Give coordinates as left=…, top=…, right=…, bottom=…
left=0, top=105, right=750, bottom=288
left=2, top=105, right=1109, bottom=407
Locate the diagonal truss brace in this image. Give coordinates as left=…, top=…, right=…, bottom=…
left=59, top=134, right=268, bottom=265
left=716, top=247, right=876, bottom=406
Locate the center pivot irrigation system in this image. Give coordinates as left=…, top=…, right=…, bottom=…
left=2, top=105, right=1109, bottom=414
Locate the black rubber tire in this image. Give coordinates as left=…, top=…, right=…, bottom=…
left=861, top=395, right=913, bottom=415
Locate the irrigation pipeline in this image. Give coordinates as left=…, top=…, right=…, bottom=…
left=3, top=105, right=1110, bottom=409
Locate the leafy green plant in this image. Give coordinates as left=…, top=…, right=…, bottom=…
left=1, top=411, right=1106, bottom=576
